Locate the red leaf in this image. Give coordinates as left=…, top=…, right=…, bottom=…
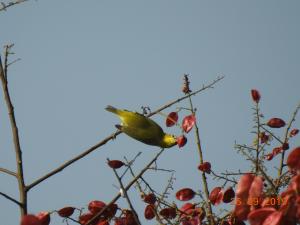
left=249, top=176, right=263, bottom=200
left=287, top=147, right=300, bottom=172
left=36, top=212, right=50, bottom=225
left=144, top=204, right=155, bottom=220
left=248, top=207, right=276, bottom=225
left=159, top=207, right=176, bottom=219
left=251, top=89, right=261, bottom=103
left=233, top=175, right=263, bottom=221
left=57, top=207, right=75, bottom=217
left=227, top=217, right=246, bottom=225
left=180, top=207, right=206, bottom=225
left=265, top=153, right=274, bottom=161
left=222, top=187, right=235, bottom=203
left=181, top=217, right=201, bottom=225
left=262, top=211, right=283, bottom=225
left=209, top=187, right=223, bottom=206
left=290, top=175, right=300, bottom=193
left=166, top=112, right=178, bottom=127
left=20, top=215, right=41, bottom=225
left=143, top=193, right=156, bottom=205
left=123, top=210, right=137, bottom=225
left=198, top=162, right=211, bottom=174
left=177, top=135, right=187, bottom=148
left=179, top=203, right=195, bottom=218
left=182, top=115, right=196, bottom=133
left=234, top=174, right=255, bottom=220
left=79, top=213, right=94, bottom=225
left=108, top=160, right=125, bottom=169
left=97, top=220, right=109, bottom=225
left=103, top=203, right=118, bottom=218
left=114, top=218, right=126, bottom=225
left=272, top=147, right=283, bottom=156
left=267, top=118, right=286, bottom=128
left=176, top=188, right=195, bottom=201
left=290, top=129, right=299, bottom=137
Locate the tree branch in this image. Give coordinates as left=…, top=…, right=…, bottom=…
left=0, top=167, right=17, bottom=177
left=0, top=0, right=29, bottom=12
left=0, top=45, right=27, bottom=215
left=0, top=191, right=22, bottom=206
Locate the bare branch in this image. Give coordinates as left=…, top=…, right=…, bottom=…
left=0, top=0, right=29, bottom=12
left=0, top=167, right=17, bottom=177
left=0, top=191, right=21, bottom=206
left=0, top=45, right=27, bottom=215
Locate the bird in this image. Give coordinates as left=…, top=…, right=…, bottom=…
left=106, top=105, right=177, bottom=148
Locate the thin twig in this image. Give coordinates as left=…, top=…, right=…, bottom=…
left=260, top=126, right=283, bottom=144
left=0, top=0, right=29, bottom=12
left=0, top=167, right=17, bottom=177
left=27, top=76, right=224, bottom=191
left=0, top=191, right=22, bottom=206
left=120, top=152, right=142, bottom=179
left=254, top=102, right=261, bottom=174
left=0, top=46, right=27, bottom=215
left=210, top=170, right=237, bottom=184
left=235, top=143, right=257, bottom=152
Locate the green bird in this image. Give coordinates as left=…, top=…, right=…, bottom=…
left=106, top=105, right=177, bottom=148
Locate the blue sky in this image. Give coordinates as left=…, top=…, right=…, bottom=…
left=0, top=1, right=299, bottom=224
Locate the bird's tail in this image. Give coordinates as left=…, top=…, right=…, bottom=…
left=105, top=105, right=119, bottom=114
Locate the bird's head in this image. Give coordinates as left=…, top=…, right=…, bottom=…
left=161, top=134, right=177, bottom=148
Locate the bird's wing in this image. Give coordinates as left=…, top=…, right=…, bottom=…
left=116, top=124, right=162, bottom=146
left=122, top=111, right=162, bottom=131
